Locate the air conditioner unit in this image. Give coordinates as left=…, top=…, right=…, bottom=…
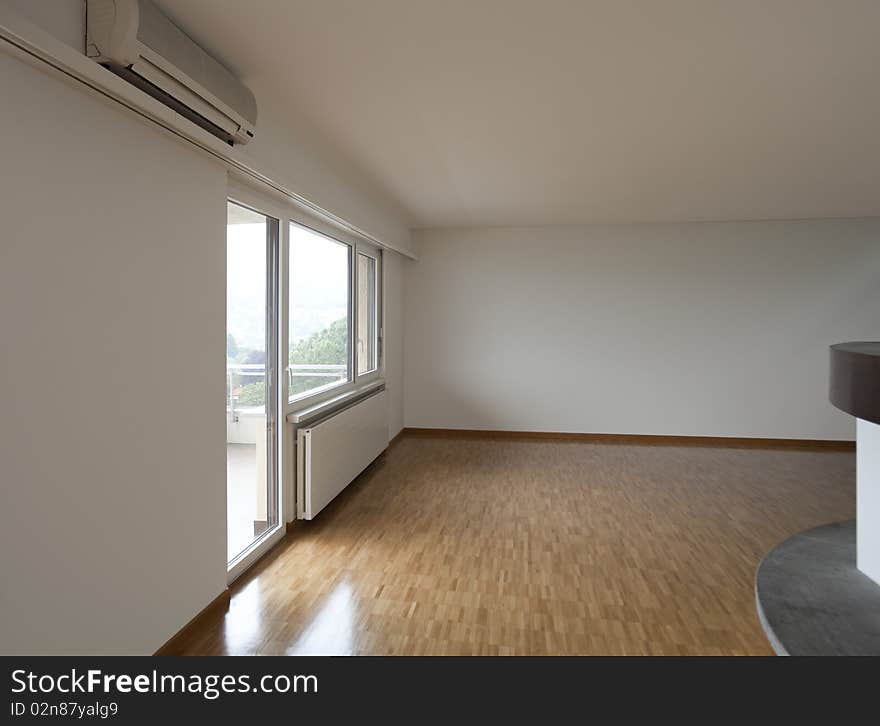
left=85, top=0, right=257, bottom=145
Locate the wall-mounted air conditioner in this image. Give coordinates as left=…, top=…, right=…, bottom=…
left=85, top=0, right=257, bottom=145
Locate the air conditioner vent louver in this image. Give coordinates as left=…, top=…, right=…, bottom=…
left=86, top=0, right=257, bottom=145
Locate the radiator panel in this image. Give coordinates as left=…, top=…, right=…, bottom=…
left=297, top=390, right=388, bottom=520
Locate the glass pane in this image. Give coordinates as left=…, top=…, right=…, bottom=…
left=289, top=223, right=351, bottom=401
left=227, top=201, right=277, bottom=562
left=357, top=253, right=377, bottom=375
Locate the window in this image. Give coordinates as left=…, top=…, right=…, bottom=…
left=357, top=252, right=378, bottom=375
left=288, top=222, right=351, bottom=401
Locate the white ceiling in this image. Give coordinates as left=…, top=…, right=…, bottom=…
left=156, top=0, right=880, bottom=228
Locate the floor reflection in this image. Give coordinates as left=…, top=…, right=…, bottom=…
left=286, top=580, right=356, bottom=655
left=222, top=577, right=265, bottom=654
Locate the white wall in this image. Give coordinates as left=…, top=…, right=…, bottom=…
left=384, top=251, right=405, bottom=440
left=0, top=1, right=411, bottom=652
left=4, top=0, right=412, bottom=444
left=245, top=90, right=414, bottom=258
left=3, top=0, right=82, bottom=50
left=0, top=51, right=227, bottom=654
left=405, top=221, right=880, bottom=440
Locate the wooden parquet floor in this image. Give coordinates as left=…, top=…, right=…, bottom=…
left=174, top=435, right=855, bottom=655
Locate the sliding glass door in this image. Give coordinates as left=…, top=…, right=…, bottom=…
left=226, top=201, right=280, bottom=564
left=223, top=188, right=384, bottom=575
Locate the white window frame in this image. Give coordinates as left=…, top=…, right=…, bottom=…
left=225, top=182, right=288, bottom=583
left=354, top=243, right=382, bottom=383
left=226, top=176, right=386, bottom=579
left=228, top=177, right=386, bottom=416
left=287, top=219, right=355, bottom=405
left=284, top=214, right=384, bottom=412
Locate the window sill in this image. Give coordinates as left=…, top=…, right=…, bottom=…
left=285, top=379, right=385, bottom=425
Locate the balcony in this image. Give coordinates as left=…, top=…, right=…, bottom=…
left=226, top=362, right=346, bottom=560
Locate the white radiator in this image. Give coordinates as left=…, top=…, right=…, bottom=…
left=296, top=390, right=388, bottom=520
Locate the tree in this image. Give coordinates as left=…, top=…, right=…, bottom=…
left=226, top=333, right=238, bottom=359
left=289, top=317, right=347, bottom=366
left=235, top=381, right=265, bottom=407
left=289, top=318, right=348, bottom=396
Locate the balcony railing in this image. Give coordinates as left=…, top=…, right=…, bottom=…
left=226, top=362, right=347, bottom=418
